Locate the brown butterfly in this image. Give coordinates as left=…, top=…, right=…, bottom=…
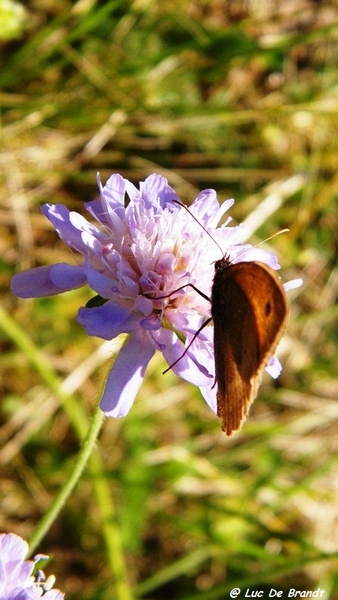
left=211, top=257, right=289, bottom=436
left=160, top=201, right=289, bottom=435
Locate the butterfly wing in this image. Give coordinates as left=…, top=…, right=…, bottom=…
left=211, top=261, right=288, bottom=435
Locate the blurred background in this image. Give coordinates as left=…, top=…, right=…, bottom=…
left=1, top=0, right=338, bottom=598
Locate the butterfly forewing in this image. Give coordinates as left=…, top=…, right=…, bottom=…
left=211, top=260, right=289, bottom=435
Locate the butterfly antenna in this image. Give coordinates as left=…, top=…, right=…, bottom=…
left=255, top=229, right=289, bottom=247
left=172, top=199, right=224, bottom=257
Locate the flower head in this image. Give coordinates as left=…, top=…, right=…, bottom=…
left=12, top=173, right=301, bottom=420
left=0, top=533, right=64, bottom=599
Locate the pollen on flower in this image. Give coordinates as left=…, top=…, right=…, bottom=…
left=101, top=243, right=114, bottom=257
left=174, top=245, right=192, bottom=272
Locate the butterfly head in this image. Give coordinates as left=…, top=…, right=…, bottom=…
left=214, top=254, right=232, bottom=273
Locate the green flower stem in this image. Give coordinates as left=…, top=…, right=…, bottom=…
left=0, top=305, right=133, bottom=600
left=28, top=405, right=104, bottom=555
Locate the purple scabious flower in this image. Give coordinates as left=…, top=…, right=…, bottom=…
left=11, top=173, right=300, bottom=418
left=0, top=533, right=64, bottom=599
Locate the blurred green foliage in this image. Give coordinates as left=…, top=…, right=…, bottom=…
left=0, top=0, right=26, bottom=40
